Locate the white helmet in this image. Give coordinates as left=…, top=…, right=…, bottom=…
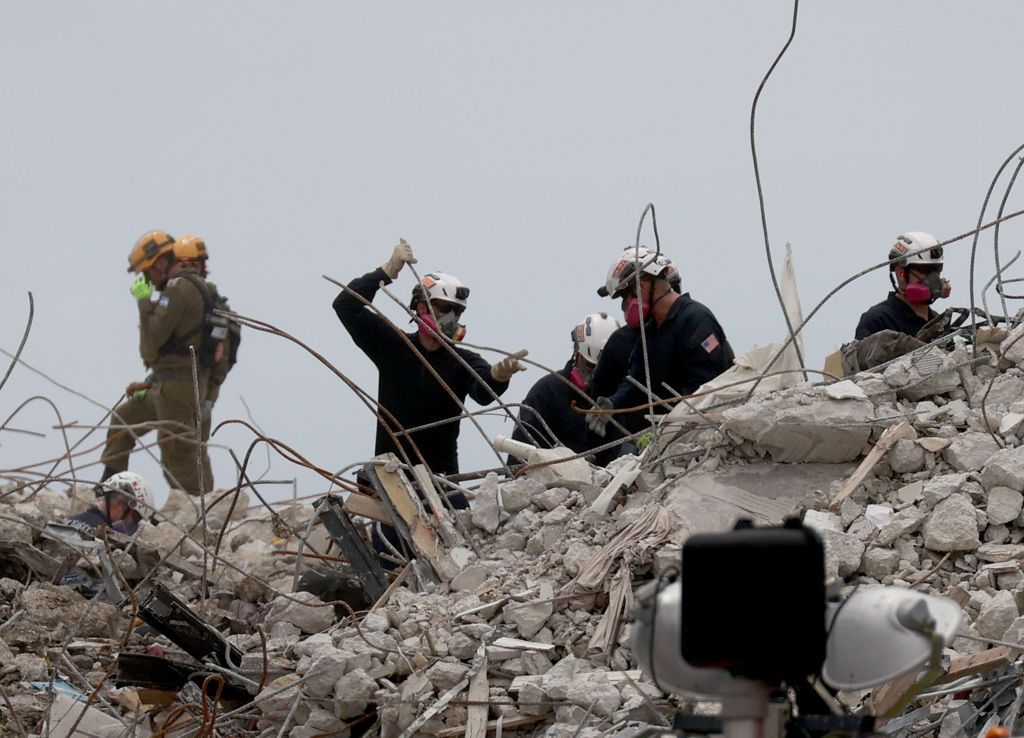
left=100, top=471, right=156, bottom=518
left=889, top=232, right=943, bottom=269
left=411, top=271, right=470, bottom=309
left=598, top=246, right=680, bottom=298
left=572, top=312, right=620, bottom=365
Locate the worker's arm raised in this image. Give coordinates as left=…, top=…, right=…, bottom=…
left=332, top=266, right=404, bottom=365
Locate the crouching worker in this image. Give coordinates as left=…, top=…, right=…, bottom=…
left=67, top=471, right=156, bottom=537
left=510, top=312, right=619, bottom=459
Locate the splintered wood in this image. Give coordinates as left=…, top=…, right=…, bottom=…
left=830, top=421, right=913, bottom=510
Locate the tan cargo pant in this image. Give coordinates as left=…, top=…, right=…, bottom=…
left=100, top=374, right=211, bottom=495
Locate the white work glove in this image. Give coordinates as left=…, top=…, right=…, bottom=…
left=490, top=350, right=528, bottom=383
left=586, top=397, right=614, bottom=437
left=381, top=239, right=417, bottom=279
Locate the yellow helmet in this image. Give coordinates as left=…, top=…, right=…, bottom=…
left=127, top=230, right=176, bottom=274
left=174, top=234, right=208, bottom=262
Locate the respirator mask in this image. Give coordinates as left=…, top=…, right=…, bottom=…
left=417, top=305, right=467, bottom=342
left=902, top=270, right=951, bottom=305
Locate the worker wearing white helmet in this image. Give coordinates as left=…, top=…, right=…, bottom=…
left=589, top=246, right=734, bottom=438
left=333, top=240, right=528, bottom=480
left=855, top=232, right=951, bottom=339
left=66, top=472, right=155, bottom=537
left=509, top=312, right=620, bottom=459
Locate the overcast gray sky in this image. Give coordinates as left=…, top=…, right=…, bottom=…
left=3, top=2, right=1024, bottom=504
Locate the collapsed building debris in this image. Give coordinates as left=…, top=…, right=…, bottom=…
left=8, top=316, right=1024, bottom=737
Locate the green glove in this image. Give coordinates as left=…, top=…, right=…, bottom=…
left=636, top=431, right=655, bottom=451
left=130, top=276, right=155, bottom=301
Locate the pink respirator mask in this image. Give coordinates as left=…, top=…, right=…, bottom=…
left=417, top=311, right=467, bottom=342
left=623, top=297, right=650, bottom=329
left=903, top=272, right=952, bottom=305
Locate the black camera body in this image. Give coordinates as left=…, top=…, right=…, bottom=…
left=680, top=519, right=826, bottom=683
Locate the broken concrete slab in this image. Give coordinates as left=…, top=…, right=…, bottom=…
left=721, top=390, right=875, bottom=463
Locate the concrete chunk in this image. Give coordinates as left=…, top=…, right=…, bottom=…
left=981, top=446, right=1024, bottom=491
left=942, top=432, right=1001, bottom=472
left=975, top=590, right=1019, bottom=640
left=987, top=487, right=1024, bottom=526
left=922, top=494, right=982, bottom=552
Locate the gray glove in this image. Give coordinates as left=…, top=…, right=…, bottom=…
left=381, top=239, right=417, bottom=279
left=491, top=350, right=528, bottom=383
left=586, top=397, right=614, bottom=437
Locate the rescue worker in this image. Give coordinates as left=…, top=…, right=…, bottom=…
left=172, top=234, right=239, bottom=487
left=855, top=232, right=950, bottom=340
left=99, top=230, right=213, bottom=496
left=333, top=241, right=528, bottom=484
left=66, top=471, right=155, bottom=537
left=510, top=312, right=619, bottom=455
left=587, top=246, right=735, bottom=438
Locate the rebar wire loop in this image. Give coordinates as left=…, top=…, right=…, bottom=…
left=743, top=206, right=1024, bottom=401
left=969, top=142, right=1024, bottom=342
left=0, top=395, right=77, bottom=492
left=631, top=203, right=661, bottom=449
left=983, top=250, right=1022, bottom=326
left=215, top=308, right=431, bottom=479
left=322, top=276, right=511, bottom=474
left=993, top=156, right=1024, bottom=321
left=750, top=0, right=807, bottom=381
left=0, top=292, right=33, bottom=396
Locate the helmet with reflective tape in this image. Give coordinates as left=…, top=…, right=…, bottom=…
left=174, top=234, right=208, bottom=262
left=411, top=271, right=470, bottom=309
left=599, top=246, right=680, bottom=298
left=572, top=312, right=620, bottom=365
left=889, top=232, right=943, bottom=269
left=100, top=471, right=156, bottom=518
left=128, top=230, right=176, bottom=274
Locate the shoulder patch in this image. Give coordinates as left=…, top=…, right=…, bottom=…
left=157, top=295, right=171, bottom=311
left=701, top=334, right=720, bottom=354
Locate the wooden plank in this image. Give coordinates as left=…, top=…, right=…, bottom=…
left=830, top=422, right=913, bottom=510
left=343, top=493, right=392, bottom=525
left=935, top=646, right=1015, bottom=685
left=872, top=647, right=1016, bottom=717
left=464, top=649, right=489, bottom=738
left=413, top=464, right=462, bottom=547
left=509, top=670, right=642, bottom=694
left=373, top=455, right=455, bottom=581
left=437, top=716, right=545, bottom=738
left=369, top=564, right=411, bottom=612
left=871, top=670, right=920, bottom=717
left=491, top=637, right=556, bottom=652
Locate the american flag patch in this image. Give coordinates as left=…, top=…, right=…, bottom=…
left=701, top=334, right=720, bottom=353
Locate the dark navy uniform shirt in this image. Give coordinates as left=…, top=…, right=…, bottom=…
left=855, top=292, right=936, bottom=340
left=334, top=268, right=510, bottom=475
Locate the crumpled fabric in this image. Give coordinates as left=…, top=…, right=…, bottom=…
left=562, top=505, right=678, bottom=596
left=841, top=330, right=925, bottom=375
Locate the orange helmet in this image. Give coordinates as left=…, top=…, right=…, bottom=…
left=174, top=234, right=208, bottom=262
left=127, top=230, right=176, bottom=274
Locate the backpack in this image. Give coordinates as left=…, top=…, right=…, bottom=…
left=161, top=272, right=237, bottom=370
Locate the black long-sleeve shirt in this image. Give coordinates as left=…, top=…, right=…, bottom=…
left=855, top=292, right=936, bottom=340
left=333, top=268, right=509, bottom=475
left=511, top=360, right=590, bottom=454
left=608, top=293, right=734, bottom=411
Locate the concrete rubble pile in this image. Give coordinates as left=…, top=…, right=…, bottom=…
left=5, top=340, right=1024, bottom=736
